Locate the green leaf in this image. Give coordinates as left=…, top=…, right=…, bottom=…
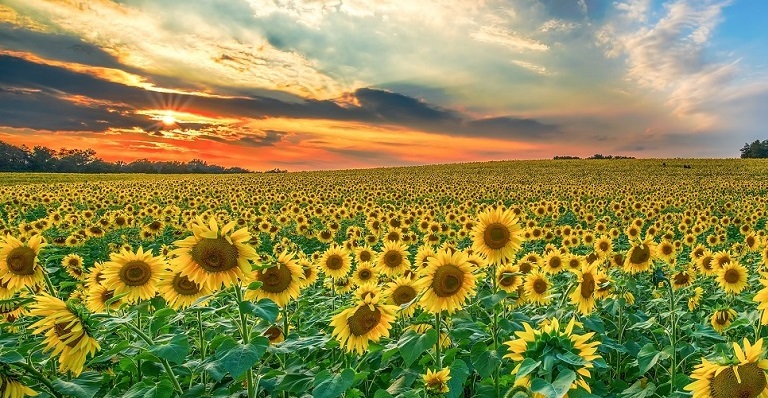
left=142, top=378, right=175, bottom=398
left=180, top=385, right=207, bottom=398
left=531, top=377, right=556, bottom=398
left=551, top=370, right=577, bottom=398
left=278, top=373, right=316, bottom=394
left=214, top=336, right=269, bottom=379
left=619, top=379, right=656, bottom=398
left=470, top=341, right=500, bottom=378
left=52, top=371, right=103, bottom=398
left=636, top=343, right=662, bottom=374
left=149, top=334, right=190, bottom=364
left=398, top=329, right=438, bottom=367
left=150, top=307, right=176, bottom=336
left=515, top=358, right=541, bottom=382
left=374, top=390, right=393, bottom=398
left=312, top=368, right=356, bottom=398
left=0, top=349, right=24, bottom=364
left=445, top=359, right=470, bottom=398
left=556, top=351, right=588, bottom=367
left=239, top=299, right=279, bottom=323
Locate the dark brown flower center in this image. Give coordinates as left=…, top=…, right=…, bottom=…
left=191, top=237, right=239, bottom=273
left=599, top=241, right=610, bottom=252
left=548, top=256, right=562, bottom=270
left=392, top=285, right=416, bottom=305
left=702, top=256, right=714, bottom=270
left=383, top=250, right=403, bottom=268
left=359, top=251, right=372, bottom=262
left=483, top=223, right=510, bottom=250
left=101, top=289, right=115, bottom=303
left=431, top=264, right=464, bottom=297
left=326, top=254, right=344, bottom=270
left=499, top=273, right=517, bottom=287
left=674, top=272, right=690, bottom=286
left=580, top=273, right=595, bottom=299
left=533, top=277, right=548, bottom=294
left=173, top=274, right=200, bottom=295
left=259, top=265, right=292, bottom=293
left=710, top=362, right=766, bottom=398
left=264, top=326, right=283, bottom=341
left=724, top=269, right=741, bottom=284
left=629, top=244, right=651, bottom=265
left=715, top=311, right=731, bottom=325
left=119, top=261, right=152, bottom=286
left=358, top=269, right=373, bottom=281
left=347, top=305, right=381, bottom=336
left=6, top=247, right=36, bottom=276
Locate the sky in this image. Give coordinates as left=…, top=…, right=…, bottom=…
left=0, top=0, right=767, bottom=170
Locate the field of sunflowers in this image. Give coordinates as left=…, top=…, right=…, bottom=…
left=2, top=159, right=768, bottom=398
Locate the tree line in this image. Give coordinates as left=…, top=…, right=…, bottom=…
left=740, top=140, right=768, bottom=158
left=0, top=140, right=252, bottom=173
left=553, top=154, right=636, bottom=160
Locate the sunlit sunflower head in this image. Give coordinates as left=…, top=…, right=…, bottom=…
left=246, top=251, right=303, bottom=308
left=28, top=294, right=100, bottom=376
left=495, top=264, right=522, bottom=293
left=0, top=234, right=45, bottom=291
left=85, top=261, right=107, bottom=288
left=711, top=308, right=738, bottom=334
left=352, top=262, right=378, bottom=286
left=523, top=271, right=551, bottom=305
left=471, top=208, right=524, bottom=265
left=384, top=276, right=420, bottom=317
left=0, top=373, right=38, bottom=398
left=330, top=299, right=398, bottom=354
left=376, top=240, right=411, bottom=277
left=593, top=274, right=613, bottom=300
left=157, top=270, right=212, bottom=310
left=318, top=244, right=352, bottom=279
left=415, top=245, right=437, bottom=274
left=423, top=368, right=451, bottom=395
left=697, top=250, right=717, bottom=276
left=712, top=250, right=734, bottom=270
left=689, top=286, right=704, bottom=311
left=569, top=263, right=601, bottom=316
left=717, top=261, right=749, bottom=295
left=745, top=233, right=761, bottom=252
left=297, top=258, right=319, bottom=288
left=355, top=245, right=375, bottom=264
left=685, top=338, right=768, bottom=398
left=623, top=238, right=656, bottom=274
left=61, top=253, right=86, bottom=281
left=672, top=268, right=695, bottom=290
left=170, top=217, right=258, bottom=292
left=541, top=251, right=566, bottom=275
left=656, top=240, right=677, bottom=263
left=593, top=236, right=613, bottom=257
left=416, top=249, right=477, bottom=314
left=101, top=246, right=165, bottom=304
left=504, top=317, right=601, bottom=396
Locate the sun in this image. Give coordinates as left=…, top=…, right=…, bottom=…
left=162, top=112, right=176, bottom=126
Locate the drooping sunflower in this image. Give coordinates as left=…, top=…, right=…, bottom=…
left=352, top=263, right=378, bottom=286
left=685, top=338, right=768, bottom=398
left=623, top=238, right=656, bottom=274
left=0, top=234, right=46, bottom=291
left=504, top=317, right=601, bottom=395
left=569, top=263, right=601, bottom=316
left=247, top=251, right=303, bottom=307
left=61, top=253, right=86, bottom=281
left=157, top=270, right=212, bottom=310
left=711, top=308, right=738, bottom=334
left=330, top=294, right=398, bottom=354
left=415, top=249, right=477, bottom=314
left=0, top=374, right=38, bottom=398
left=84, top=284, right=122, bottom=313
left=717, top=261, right=749, bottom=294
left=384, top=276, right=420, bottom=317
left=170, top=217, right=258, bottom=292
left=28, top=294, right=100, bottom=376
left=471, top=208, right=524, bottom=265
left=376, top=240, right=411, bottom=277
left=524, top=271, right=551, bottom=305
left=101, top=246, right=166, bottom=304
left=318, top=244, right=352, bottom=279
left=423, top=368, right=451, bottom=395
left=263, top=325, right=285, bottom=345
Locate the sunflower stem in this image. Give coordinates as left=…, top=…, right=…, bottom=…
left=196, top=309, right=207, bottom=386
left=490, top=264, right=500, bottom=398
left=42, top=268, right=58, bottom=297
left=435, top=311, right=442, bottom=369
left=121, top=319, right=183, bottom=395
left=136, top=315, right=143, bottom=382
left=234, top=284, right=256, bottom=398
left=664, top=279, right=678, bottom=392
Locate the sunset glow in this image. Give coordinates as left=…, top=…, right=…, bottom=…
left=1, top=1, right=767, bottom=170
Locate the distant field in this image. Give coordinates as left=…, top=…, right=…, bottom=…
left=2, top=158, right=768, bottom=398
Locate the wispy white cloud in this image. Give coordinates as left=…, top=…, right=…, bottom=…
left=511, top=60, right=550, bottom=75
left=471, top=26, right=549, bottom=52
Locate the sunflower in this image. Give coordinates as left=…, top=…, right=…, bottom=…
left=330, top=295, right=398, bottom=354
left=354, top=283, right=381, bottom=302
left=416, top=249, right=477, bottom=314
left=672, top=268, right=695, bottom=290
left=384, top=276, right=420, bottom=317
left=754, top=274, right=768, bottom=325
left=101, top=246, right=166, bottom=304
left=157, top=271, right=212, bottom=310
left=717, top=261, right=748, bottom=294
left=471, top=208, right=524, bottom=265
left=712, top=251, right=734, bottom=270
left=524, top=271, right=551, bottom=305
left=297, top=258, right=319, bottom=288
left=376, top=240, right=411, bottom=277
left=86, top=261, right=107, bottom=288
left=415, top=245, right=437, bottom=273
left=495, top=264, right=522, bottom=293
left=504, top=317, right=601, bottom=395
left=689, top=286, right=704, bottom=311
left=0, top=234, right=45, bottom=291
left=711, top=308, right=738, bottom=333
left=656, top=240, right=677, bottom=263
left=355, top=245, right=375, bottom=264
left=697, top=250, right=717, bottom=276
left=263, top=325, right=285, bottom=345
left=61, top=253, right=86, bottom=281
left=84, top=284, right=122, bottom=313
left=247, top=251, right=303, bottom=307
left=28, top=294, right=100, bottom=376
left=318, top=244, right=352, bottom=279
left=569, top=263, right=600, bottom=316
left=685, top=338, right=768, bottom=398
left=423, top=368, right=451, bottom=395
left=352, top=263, right=378, bottom=286
left=0, top=374, right=38, bottom=398
left=170, top=217, right=258, bottom=291
left=623, top=238, right=656, bottom=274
left=593, top=236, right=613, bottom=258
left=541, top=251, right=566, bottom=275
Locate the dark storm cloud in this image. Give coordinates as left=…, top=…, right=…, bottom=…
left=0, top=54, right=560, bottom=140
